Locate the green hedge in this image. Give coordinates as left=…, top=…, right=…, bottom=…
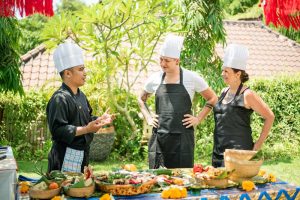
left=0, top=75, right=299, bottom=161
left=194, top=75, right=300, bottom=161
left=0, top=91, right=50, bottom=160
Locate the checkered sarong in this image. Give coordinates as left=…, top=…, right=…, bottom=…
left=61, top=147, right=84, bottom=173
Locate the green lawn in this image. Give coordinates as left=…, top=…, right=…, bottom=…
left=17, top=157, right=300, bottom=185
left=261, top=158, right=300, bottom=185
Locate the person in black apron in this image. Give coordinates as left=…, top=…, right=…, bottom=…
left=138, top=35, right=217, bottom=169
left=212, top=44, right=275, bottom=167
left=47, top=42, right=114, bottom=173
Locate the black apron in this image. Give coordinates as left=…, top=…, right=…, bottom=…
left=148, top=68, right=194, bottom=169
left=212, top=84, right=253, bottom=167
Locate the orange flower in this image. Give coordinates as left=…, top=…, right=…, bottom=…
left=180, top=187, right=188, bottom=198
left=258, top=169, right=266, bottom=176
left=19, top=181, right=30, bottom=193
left=242, top=180, right=256, bottom=192
left=169, top=188, right=182, bottom=199
left=268, top=173, right=276, bottom=182
left=162, top=187, right=187, bottom=199
left=100, top=194, right=111, bottom=200
left=51, top=196, right=62, bottom=200
left=161, top=189, right=171, bottom=199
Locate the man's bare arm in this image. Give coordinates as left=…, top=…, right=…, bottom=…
left=137, top=90, right=158, bottom=127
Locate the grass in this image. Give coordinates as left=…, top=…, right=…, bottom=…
left=17, top=157, right=300, bottom=185
left=261, top=158, right=300, bottom=185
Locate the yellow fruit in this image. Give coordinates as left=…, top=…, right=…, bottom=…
left=123, top=164, right=137, bottom=171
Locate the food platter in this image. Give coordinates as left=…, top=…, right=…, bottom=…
left=95, top=170, right=157, bottom=196
left=64, top=182, right=95, bottom=197
left=96, top=179, right=156, bottom=196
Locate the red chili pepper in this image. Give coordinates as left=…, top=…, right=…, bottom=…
left=163, top=178, right=173, bottom=184
left=129, top=179, right=140, bottom=184
left=193, top=164, right=204, bottom=173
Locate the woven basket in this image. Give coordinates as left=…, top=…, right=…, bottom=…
left=204, top=178, right=228, bottom=188
left=224, top=149, right=257, bottom=161
left=65, top=183, right=95, bottom=198
left=225, top=156, right=263, bottom=181
left=90, top=126, right=115, bottom=161
left=96, top=179, right=156, bottom=196
left=29, top=187, right=60, bottom=199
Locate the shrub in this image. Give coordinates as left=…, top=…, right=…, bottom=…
left=0, top=91, right=49, bottom=160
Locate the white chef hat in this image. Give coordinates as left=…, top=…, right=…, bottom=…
left=223, top=44, right=249, bottom=71
left=160, top=34, right=184, bottom=59
left=53, top=42, right=84, bottom=73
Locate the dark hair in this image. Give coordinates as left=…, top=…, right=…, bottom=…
left=59, top=71, right=64, bottom=79
left=59, top=68, right=74, bottom=79
left=232, top=68, right=249, bottom=83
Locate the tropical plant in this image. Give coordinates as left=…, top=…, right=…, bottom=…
left=19, top=14, right=48, bottom=55
left=0, top=17, right=23, bottom=94
left=55, top=0, right=87, bottom=15
left=179, top=0, right=225, bottom=89
left=221, top=0, right=259, bottom=16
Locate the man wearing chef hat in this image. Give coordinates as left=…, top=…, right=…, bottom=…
left=212, top=44, right=274, bottom=167
left=138, top=34, right=218, bottom=169
left=46, top=41, right=114, bottom=173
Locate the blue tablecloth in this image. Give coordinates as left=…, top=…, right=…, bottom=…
left=67, top=181, right=300, bottom=200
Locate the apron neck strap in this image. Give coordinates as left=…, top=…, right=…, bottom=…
left=179, top=68, right=183, bottom=84
left=161, top=67, right=183, bottom=84
left=234, top=83, right=243, bottom=98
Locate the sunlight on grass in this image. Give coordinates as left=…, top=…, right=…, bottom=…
left=262, top=158, right=300, bottom=185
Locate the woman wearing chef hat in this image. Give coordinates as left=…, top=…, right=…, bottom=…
left=212, top=44, right=275, bottom=167
left=138, top=34, right=218, bottom=169
left=47, top=41, right=114, bottom=173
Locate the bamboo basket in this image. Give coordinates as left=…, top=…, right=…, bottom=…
left=65, top=183, right=95, bottom=198
left=225, top=156, right=263, bottom=181
left=96, top=179, right=156, bottom=196
left=29, top=187, right=61, bottom=199
left=224, top=149, right=257, bottom=161
left=203, top=178, right=229, bottom=188
left=90, top=126, right=115, bottom=161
